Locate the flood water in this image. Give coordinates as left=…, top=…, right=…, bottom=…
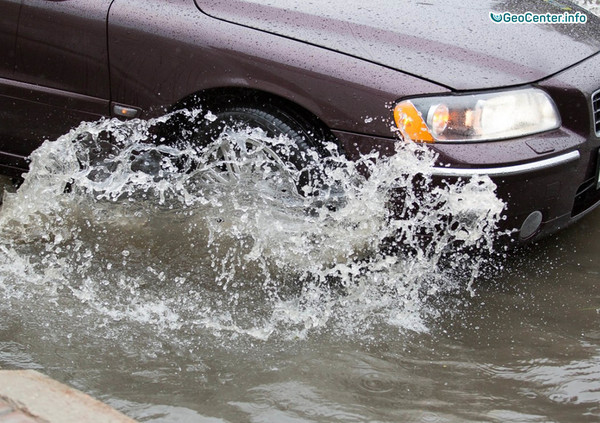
left=0, top=112, right=599, bottom=423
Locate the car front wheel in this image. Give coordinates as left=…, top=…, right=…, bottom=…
left=191, top=105, right=329, bottom=197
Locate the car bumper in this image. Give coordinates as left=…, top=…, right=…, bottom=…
left=335, top=127, right=600, bottom=245
left=431, top=147, right=599, bottom=243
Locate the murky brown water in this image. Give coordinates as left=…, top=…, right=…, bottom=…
left=0, top=115, right=599, bottom=423
left=2, top=207, right=599, bottom=423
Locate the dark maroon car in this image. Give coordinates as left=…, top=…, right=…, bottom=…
left=1, top=0, right=600, bottom=243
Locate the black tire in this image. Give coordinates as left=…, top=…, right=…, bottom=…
left=202, top=107, right=317, bottom=150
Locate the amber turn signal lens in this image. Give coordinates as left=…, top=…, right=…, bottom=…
left=393, top=101, right=434, bottom=142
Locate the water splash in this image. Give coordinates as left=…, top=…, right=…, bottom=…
left=0, top=110, right=505, bottom=343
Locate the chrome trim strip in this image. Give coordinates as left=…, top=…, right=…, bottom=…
left=432, top=150, right=580, bottom=177
left=0, top=76, right=107, bottom=114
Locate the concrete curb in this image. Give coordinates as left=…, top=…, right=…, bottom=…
left=0, top=370, right=136, bottom=423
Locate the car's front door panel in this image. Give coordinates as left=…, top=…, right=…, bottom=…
left=0, top=0, right=21, bottom=80
left=0, top=0, right=23, bottom=172
left=0, top=0, right=113, bottom=171
left=15, top=0, right=112, bottom=98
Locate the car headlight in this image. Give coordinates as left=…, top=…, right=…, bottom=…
left=393, top=88, right=561, bottom=142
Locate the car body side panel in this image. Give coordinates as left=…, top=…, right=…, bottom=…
left=0, top=0, right=23, bottom=172
left=107, top=0, right=447, bottom=138
left=0, top=0, right=112, bottom=167
left=0, top=0, right=21, bottom=80
left=0, top=78, right=110, bottom=158
left=15, top=0, right=112, bottom=98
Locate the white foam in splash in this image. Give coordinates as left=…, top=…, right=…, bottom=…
left=0, top=110, right=505, bottom=342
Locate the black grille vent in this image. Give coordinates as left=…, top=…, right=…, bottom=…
left=594, top=89, right=600, bottom=135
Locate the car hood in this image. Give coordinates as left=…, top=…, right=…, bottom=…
left=194, top=0, right=600, bottom=91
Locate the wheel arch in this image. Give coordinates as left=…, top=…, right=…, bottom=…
left=172, top=86, right=340, bottom=148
